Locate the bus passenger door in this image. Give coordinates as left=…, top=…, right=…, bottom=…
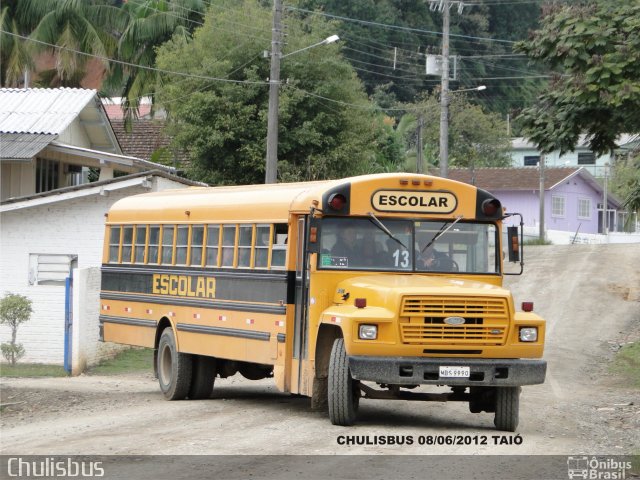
left=292, top=216, right=311, bottom=395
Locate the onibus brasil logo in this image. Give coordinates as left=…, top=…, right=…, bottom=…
left=567, top=456, right=633, bottom=480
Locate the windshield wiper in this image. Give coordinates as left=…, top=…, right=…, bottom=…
left=421, top=215, right=463, bottom=254
left=367, top=212, right=408, bottom=250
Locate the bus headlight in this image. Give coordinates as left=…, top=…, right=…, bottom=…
left=519, top=327, right=538, bottom=342
left=359, top=324, right=378, bottom=340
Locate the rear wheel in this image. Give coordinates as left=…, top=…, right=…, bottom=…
left=157, top=327, right=192, bottom=400
left=189, top=355, right=217, bottom=399
left=494, top=386, right=520, bottom=431
left=328, top=338, right=360, bottom=426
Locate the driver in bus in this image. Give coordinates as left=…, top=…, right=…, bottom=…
left=331, top=225, right=359, bottom=260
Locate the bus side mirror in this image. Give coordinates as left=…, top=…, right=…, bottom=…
left=507, top=226, right=520, bottom=263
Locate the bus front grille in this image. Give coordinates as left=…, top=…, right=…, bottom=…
left=400, top=296, right=509, bottom=345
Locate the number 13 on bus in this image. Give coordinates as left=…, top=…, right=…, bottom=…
left=100, top=173, right=546, bottom=431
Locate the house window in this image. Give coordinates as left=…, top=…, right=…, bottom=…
left=36, top=158, right=60, bottom=193
left=524, top=155, right=540, bottom=166
left=578, top=198, right=591, bottom=219
left=577, top=153, right=595, bottom=165
left=552, top=195, right=565, bottom=217
left=28, top=254, right=77, bottom=286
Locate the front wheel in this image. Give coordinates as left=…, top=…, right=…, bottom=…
left=494, top=386, right=520, bottom=432
left=328, top=338, right=360, bottom=426
left=157, top=327, right=193, bottom=400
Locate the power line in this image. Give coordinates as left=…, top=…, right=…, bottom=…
left=1, top=30, right=269, bottom=86
left=285, top=5, right=517, bottom=45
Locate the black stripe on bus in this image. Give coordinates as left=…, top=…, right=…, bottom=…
left=177, top=323, right=271, bottom=342
left=99, top=315, right=157, bottom=328
left=100, top=292, right=287, bottom=315
left=101, top=266, right=290, bottom=305
left=101, top=264, right=289, bottom=281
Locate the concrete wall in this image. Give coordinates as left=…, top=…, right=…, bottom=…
left=71, top=267, right=126, bottom=374
left=0, top=176, right=192, bottom=366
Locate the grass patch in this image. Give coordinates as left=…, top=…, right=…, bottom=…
left=86, top=347, right=153, bottom=375
left=609, top=342, right=640, bottom=388
left=0, top=363, right=67, bottom=377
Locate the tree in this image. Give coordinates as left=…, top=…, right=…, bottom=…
left=3, top=0, right=125, bottom=87
left=103, top=0, right=206, bottom=126
left=155, top=0, right=392, bottom=184
left=0, top=293, right=33, bottom=366
left=515, top=2, right=640, bottom=155
left=398, top=92, right=511, bottom=172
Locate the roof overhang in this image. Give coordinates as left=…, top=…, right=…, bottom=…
left=0, top=170, right=204, bottom=212
left=46, top=141, right=175, bottom=173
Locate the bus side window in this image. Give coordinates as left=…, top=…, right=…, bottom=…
left=206, top=225, right=220, bottom=267
left=175, top=225, right=189, bottom=265
left=238, top=224, right=253, bottom=268
left=254, top=224, right=271, bottom=268
left=161, top=225, right=174, bottom=264
left=148, top=226, right=160, bottom=264
left=134, top=225, right=147, bottom=264
left=271, top=223, right=287, bottom=269
left=221, top=225, right=237, bottom=267
left=190, top=225, right=205, bottom=267
left=121, top=226, right=134, bottom=263
left=108, top=226, right=121, bottom=263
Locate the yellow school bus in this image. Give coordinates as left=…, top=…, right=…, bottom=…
left=100, top=173, right=546, bottom=431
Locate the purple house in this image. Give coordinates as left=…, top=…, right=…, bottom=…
left=448, top=167, right=624, bottom=235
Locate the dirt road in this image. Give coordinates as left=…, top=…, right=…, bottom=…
left=1, top=244, right=639, bottom=458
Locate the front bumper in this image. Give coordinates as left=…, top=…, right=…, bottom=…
left=348, top=356, right=546, bottom=387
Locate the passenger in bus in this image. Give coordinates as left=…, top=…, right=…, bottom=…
left=331, top=225, right=359, bottom=259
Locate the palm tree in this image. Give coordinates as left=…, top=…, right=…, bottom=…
left=1, top=1, right=36, bottom=86
left=8, top=0, right=126, bottom=87
left=105, top=0, right=206, bottom=127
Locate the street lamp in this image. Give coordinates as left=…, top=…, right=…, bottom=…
left=439, top=85, right=487, bottom=178
left=265, top=33, right=340, bottom=184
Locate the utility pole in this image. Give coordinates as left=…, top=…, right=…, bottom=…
left=439, top=0, right=450, bottom=178
left=539, top=154, right=545, bottom=242
left=416, top=113, right=424, bottom=174
left=265, top=0, right=283, bottom=184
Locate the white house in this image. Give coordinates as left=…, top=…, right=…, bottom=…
left=0, top=87, right=174, bottom=201
left=0, top=88, right=205, bottom=371
left=510, top=134, right=639, bottom=178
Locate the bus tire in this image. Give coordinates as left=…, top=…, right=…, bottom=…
left=493, top=386, right=520, bottom=432
left=189, top=355, right=217, bottom=400
left=328, top=337, right=359, bottom=426
left=157, top=327, right=192, bottom=400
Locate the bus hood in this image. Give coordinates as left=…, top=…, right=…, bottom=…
left=332, top=274, right=511, bottom=307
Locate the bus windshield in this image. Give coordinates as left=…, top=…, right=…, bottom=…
left=318, top=217, right=499, bottom=274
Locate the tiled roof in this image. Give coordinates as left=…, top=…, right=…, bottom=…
left=447, top=167, right=582, bottom=191
left=110, top=119, right=188, bottom=166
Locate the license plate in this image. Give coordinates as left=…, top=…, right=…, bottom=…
left=439, top=366, right=470, bottom=378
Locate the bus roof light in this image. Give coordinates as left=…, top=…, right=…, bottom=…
left=328, top=193, right=347, bottom=211
left=399, top=179, right=409, bottom=185
left=411, top=179, right=420, bottom=186
left=481, top=198, right=500, bottom=217
left=355, top=298, right=367, bottom=309
left=522, top=302, right=534, bottom=312
left=424, top=180, right=433, bottom=187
